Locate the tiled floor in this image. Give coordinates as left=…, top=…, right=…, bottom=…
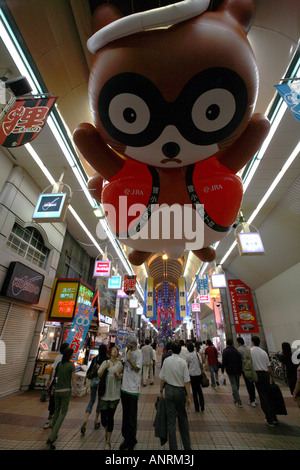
left=0, top=363, right=299, bottom=452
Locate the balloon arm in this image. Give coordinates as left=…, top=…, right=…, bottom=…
left=73, top=123, right=124, bottom=181
left=216, top=114, right=271, bottom=174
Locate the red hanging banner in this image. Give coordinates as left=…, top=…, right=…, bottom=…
left=0, top=96, right=57, bottom=147
left=123, top=275, right=136, bottom=296
left=228, top=279, right=259, bottom=334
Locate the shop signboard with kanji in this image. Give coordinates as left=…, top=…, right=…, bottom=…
left=46, top=278, right=93, bottom=322
left=228, top=279, right=259, bottom=334
left=123, top=275, right=136, bottom=296
left=0, top=96, right=57, bottom=147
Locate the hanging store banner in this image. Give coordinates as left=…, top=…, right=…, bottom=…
left=146, top=277, right=154, bottom=318
left=178, top=277, right=187, bottom=318
left=196, top=274, right=210, bottom=302
left=228, top=279, right=259, bottom=334
left=66, top=303, right=96, bottom=362
left=275, top=83, right=300, bottom=123
left=0, top=96, right=57, bottom=147
left=123, top=275, right=136, bottom=296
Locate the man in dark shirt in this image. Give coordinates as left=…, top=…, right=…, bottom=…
left=222, top=338, right=243, bottom=407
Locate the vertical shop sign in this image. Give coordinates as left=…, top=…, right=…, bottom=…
left=123, top=275, right=136, bottom=296
left=146, top=277, right=154, bottom=318
left=196, top=274, right=210, bottom=302
left=228, top=279, right=259, bottom=334
left=66, top=303, right=96, bottom=361
left=178, top=277, right=187, bottom=318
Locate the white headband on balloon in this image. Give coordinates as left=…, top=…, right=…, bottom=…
left=87, top=0, right=210, bottom=53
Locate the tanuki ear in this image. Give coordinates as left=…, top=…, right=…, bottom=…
left=91, top=4, right=124, bottom=35
left=217, top=0, right=255, bottom=33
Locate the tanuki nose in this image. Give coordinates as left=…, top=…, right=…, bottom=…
left=162, top=142, right=180, bottom=158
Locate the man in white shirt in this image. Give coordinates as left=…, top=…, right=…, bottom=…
left=120, top=336, right=143, bottom=450
left=251, top=336, right=278, bottom=427
left=159, top=341, right=191, bottom=450
left=141, top=339, right=154, bottom=386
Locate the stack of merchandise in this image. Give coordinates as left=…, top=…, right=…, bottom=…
left=74, top=369, right=87, bottom=397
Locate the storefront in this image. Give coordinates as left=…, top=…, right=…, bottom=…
left=32, top=278, right=94, bottom=392
left=0, top=262, right=45, bottom=396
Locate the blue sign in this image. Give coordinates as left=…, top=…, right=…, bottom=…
left=275, top=83, right=300, bottom=122
left=196, top=274, right=209, bottom=296
left=108, top=275, right=122, bottom=289
left=66, top=303, right=96, bottom=362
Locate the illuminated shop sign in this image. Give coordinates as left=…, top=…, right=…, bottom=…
left=108, top=276, right=122, bottom=289
left=237, top=232, right=265, bottom=256
left=211, top=273, right=227, bottom=288
left=192, top=303, right=200, bottom=312
left=32, top=193, right=68, bottom=223
left=93, top=260, right=111, bottom=277
left=0, top=261, right=44, bottom=304
left=47, top=278, right=93, bottom=322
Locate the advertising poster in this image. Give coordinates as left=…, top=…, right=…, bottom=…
left=228, top=279, right=259, bottom=334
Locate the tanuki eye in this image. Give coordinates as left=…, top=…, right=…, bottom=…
left=108, top=93, right=151, bottom=135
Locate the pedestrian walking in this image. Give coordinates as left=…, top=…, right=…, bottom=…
left=186, top=342, right=205, bottom=412
left=98, top=346, right=123, bottom=450
left=80, top=344, right=108, bottom=435
left=279, top=342, right=298, bottom=395
left=161, top=342, right=172, bottom=366
left=119, top=336, right=143, bottom=450
left=222, top=338, right=243, bottom=407
left=46, top=347, right=77, bottom=449
left=43, top=342, right=69, bottom=429
left=205, top=339, right=219, bottom=387
left=237, top=337, right=257, bottom=406
left=179, top=339, right=188, bottom=361
left=159, top=341, right=191, bottom=450
left=141, top=338, right=154, bottom=386
left=250, top=336, right=278, bottom=427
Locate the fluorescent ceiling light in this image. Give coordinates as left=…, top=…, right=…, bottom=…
left=219, top=138, right=300, bottom=265
left=25, top=143, right=56, bottom=186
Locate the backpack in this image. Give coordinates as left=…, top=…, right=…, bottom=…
left=243, top=349, right=258, bottom=383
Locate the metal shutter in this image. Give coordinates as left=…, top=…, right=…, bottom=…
left=0, top=300, right=39, bottom=397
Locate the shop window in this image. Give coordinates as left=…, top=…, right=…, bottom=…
left=6, top=223, right=49, bottom=269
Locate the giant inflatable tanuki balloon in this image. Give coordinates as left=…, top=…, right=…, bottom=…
left=73, top=0, right=270, bottom=266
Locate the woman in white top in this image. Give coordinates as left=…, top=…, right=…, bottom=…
left=186, top=342, right=205, bottom=412
left=98, top=346, right=123, bottom=449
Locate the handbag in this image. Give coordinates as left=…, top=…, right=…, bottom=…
left=87, top=357, right=99, bottom=380
left=269, top=382, right=287, bottom=415
left=243, top=349, right=258, bottom=383
left=201, top=371, right=209, bottom=388
left=196, top=352, right=209, bottom=387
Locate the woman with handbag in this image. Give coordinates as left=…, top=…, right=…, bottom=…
left=98, top=346, right=123, bottom=449
left=186, top=342, right=205, bottom=412
left=80, top=344, right=108, bottom=435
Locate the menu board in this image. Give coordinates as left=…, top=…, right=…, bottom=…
left=228, top=279, right=259, bottom=334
